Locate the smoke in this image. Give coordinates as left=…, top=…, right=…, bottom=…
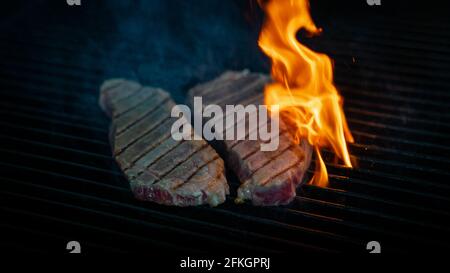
left=98, top=0, right=267, bottom=102
left=0, top=0, right=269, bottom=137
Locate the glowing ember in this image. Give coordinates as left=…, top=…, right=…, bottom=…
left=258, top=0, right=354, bottom=186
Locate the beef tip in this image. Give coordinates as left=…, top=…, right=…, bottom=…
left=99, top=79, right=229, bottom=207
left=187, top=71, right=312, bottom=206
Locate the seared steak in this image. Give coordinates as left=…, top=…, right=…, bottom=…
left=187, top=70, right=312, bottom=206
left=99, top=79, right=229, bottom=206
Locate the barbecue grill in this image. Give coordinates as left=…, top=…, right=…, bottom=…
left=1, top=0, right=449, bottom=256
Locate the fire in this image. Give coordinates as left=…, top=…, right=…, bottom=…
left=258, top=0, right=353, bottom=186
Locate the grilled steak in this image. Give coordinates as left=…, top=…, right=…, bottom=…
left=187, top=70, right=312, bottom=206
left=99, top=79, right=229, bottom=206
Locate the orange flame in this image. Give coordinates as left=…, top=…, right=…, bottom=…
left=258, top=0, right=353, bottom=187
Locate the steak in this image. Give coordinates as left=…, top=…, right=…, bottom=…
left=99, top=79, right=229, bottom=206
left=187, top=70, right=313, bottom=206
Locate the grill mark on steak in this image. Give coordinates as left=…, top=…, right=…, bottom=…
left=186, top=75, right=237, bottom=109
left=227, top=131, right=292, bottom=181
left=134, top=142, right=208, bottom=185
left=224, top=94, right=269, bottom=149
left=112, top=86, right=150, bottom=117
left=227, top=118, right=266, bottom=150
left=258, top=149, right=304, bottom=186
left=116, top=115, right=172, bottom=157
left=148, top=140, right=207, bottom=177
left=100, top=79, right=229, bottom=206
left=115, top=93, right=170, bottom=134
left=220, top=89, right=286, bottom=150
left=241, top=131, right=291, bottom=162
left=110, top=82, right=141, bottom=103
left=133, top=156, right=225, bottom=207
left=106, top=80, right=140, bottom=101
left=248, top=140, right=312, bottom=206
left=178, top=154, right=221, bottom=188
left=206, top=74, right=263, bottom=106
left=233, top=140, right=261, bottom=161
left=187, top=70, right=312, bottom=206
left=162, top=147, right=220, bottom=191
left=214, top=77, right=269, bottom=107
left=100, top=80, right=142, bottom=115
left=114, top=101, right=174, bottom=153
left=214, top=96, right=278, bottom=149
left=130, top=133, right=180, bottom=171
left=235, top=92, right=264, bottom=108
left=227, top=115, right=288, bottom=150
left=117, top=118, right=178, bottom=169
left=244, top=133, right=294, bottom=176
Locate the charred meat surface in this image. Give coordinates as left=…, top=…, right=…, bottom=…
left=187, top=70, right=312, bottom=206
left=99, top=79, right=229, bottom=206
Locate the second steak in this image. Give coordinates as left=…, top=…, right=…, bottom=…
left=187, top=70, right=313, bottom=206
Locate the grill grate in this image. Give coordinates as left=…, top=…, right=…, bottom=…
left=1, top=1, right=449, bottom=254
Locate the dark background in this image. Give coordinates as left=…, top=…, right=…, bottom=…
left=1, top=0, right=444, bottom=102
left=1, top=0, right=449, bottom=256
